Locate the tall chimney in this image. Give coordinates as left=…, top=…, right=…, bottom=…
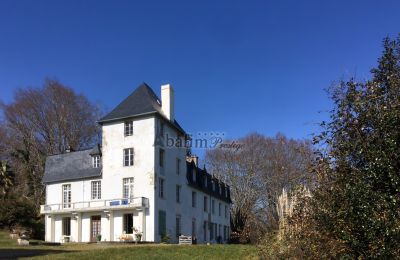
left=161, top=84, right=174, bottom=122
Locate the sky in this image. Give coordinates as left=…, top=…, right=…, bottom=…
left=1, top=0, right=399, bottom=158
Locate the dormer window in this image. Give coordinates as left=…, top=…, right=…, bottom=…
left=125, top=120, right=133, bottom=136
left=192, top=169, right=196, bottom=182
left=93, top=155, right=100, bottom=168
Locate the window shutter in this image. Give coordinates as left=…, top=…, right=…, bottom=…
left=158, top=210, right=166, bottom=236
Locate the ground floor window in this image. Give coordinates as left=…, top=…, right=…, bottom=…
left=210, top=222, right=214, bottom=241
left=158, top=210, right=166, bottom=236
left=62, top=217, right=71, bottom=236
left=175, top=215, right=181, bottom=238
left=192, top=218, right=196, bottom=237
left=203, top=221, right=207, bottom=241
left=123, top=214, right=133, bottom=234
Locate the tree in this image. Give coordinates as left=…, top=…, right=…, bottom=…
left=206, top=133, right=313, bottom=243
left=0, top=79, right=101, bottom=235
left=284, top=35, right=400, bottom=258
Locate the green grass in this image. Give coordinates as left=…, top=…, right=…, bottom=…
left=0, top=230, right=259, bottom=259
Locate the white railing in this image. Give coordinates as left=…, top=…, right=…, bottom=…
left=40, top=197, right=149, bottom=214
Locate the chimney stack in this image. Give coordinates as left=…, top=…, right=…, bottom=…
left=186, top=155, right=199, bottom=166
left=161, top=84, right=174, bottom=122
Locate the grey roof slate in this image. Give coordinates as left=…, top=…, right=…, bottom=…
left=43, top=149, right=102, bottom=184
left=98, top=83, right=186, bottom=134
left=89, top=144, right=102, bottom=155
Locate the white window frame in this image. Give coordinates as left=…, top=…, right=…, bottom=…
left=92, top=155, right=100, bottom=168
left=123, top=178, right=134, bottom=199
left=91, top=181, right=101, bottom=200
left=123, top=148, right=134, bottom=166
left=124, top=120, right=133, bottom=136
left=62, top=184, right=71, bottom=208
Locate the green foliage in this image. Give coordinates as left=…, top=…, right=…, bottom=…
left=309, top=35, right=400, bottom=258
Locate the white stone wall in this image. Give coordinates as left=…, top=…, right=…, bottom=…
left=101, top=116, right=156, bottom=241
left=44, top=115, right=231, bottom=243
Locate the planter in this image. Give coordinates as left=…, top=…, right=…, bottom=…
left=96, top=235, right=102, bottom=242
left=135, top=234, right=142, bottom=243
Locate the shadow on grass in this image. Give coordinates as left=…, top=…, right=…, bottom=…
left=0, top=248, right=75, bottom=259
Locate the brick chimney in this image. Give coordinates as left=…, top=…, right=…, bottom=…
left=161, top=84, right=174, bottom=122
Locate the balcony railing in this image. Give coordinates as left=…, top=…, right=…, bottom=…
left=40, top=197, right=149, bottom=214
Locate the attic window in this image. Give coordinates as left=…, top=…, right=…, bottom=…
left=192, top=169, right=196, bottom=182
left=93, top=155, right=101, bottom=168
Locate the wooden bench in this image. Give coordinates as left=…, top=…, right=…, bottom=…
left=178, top=235, right=193, bottom=245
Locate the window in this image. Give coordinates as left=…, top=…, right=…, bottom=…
left=218, top=202, right=221, bottom=216
left=176, top=215, right=181, bottom=238
left=176, top=185, right=181, bottom=203
left=192, top=218, right=196, bottom=237
left=125, top=120, right=133, bottom=136
left=210, top=222, right=214, bottom=240
left=203, top=196, right=208, bottom=212
left=212, top=200, right=215, bottom=214
left=62, top=217, right=71, bottom=236
left=192, top=169, right=196, bottom=182
left=62, top=184, right=71, bottom=208
left=203, top=221, right=207, bottom=241
left=91, top=181, right=101, bottom=200
left=159, top=178, right=165, bottom=198
left=219, top=224, right=222, bottom=238
left=176, top=158, right=180, bottom=175
left=224, top=226, right=227, bottom=241
left=92, top=155, right=100, bottom=168
left=204, top=176, right=207, bottom=188
left=123, top=214, right=133, bottom=233
left=212, top=180, right=215, bottom=191
left=123, top=178, right=134, bottom=199
left=123, top=148, right=134, bottom=166
left=159, top=149, right=165, bottom=167
left=225, top=205, right=228, bottom=218
left=192, top=191, right=197, bottom=207
left=158, top=210, right=166, bottom=236
left=160, top=122, right=164, bottom=137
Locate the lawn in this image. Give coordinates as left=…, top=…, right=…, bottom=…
left=0, top=231, right=259, bottom=259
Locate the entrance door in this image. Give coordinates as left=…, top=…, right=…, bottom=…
left=91, top=215, right=101, bottom=242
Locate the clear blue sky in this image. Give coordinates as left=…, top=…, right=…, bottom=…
left=1, top=1, right=399, bottom=149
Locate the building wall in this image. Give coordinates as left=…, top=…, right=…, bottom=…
left=101, top=116, right=156, bottom=241
left=44, top=115, right=231, bottom=244
left=153, top=118, right=231, bottom=243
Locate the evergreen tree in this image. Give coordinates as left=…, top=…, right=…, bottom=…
left=312, top=35, right=400, bottom=258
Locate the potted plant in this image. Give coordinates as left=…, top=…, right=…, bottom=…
left=133, top=227, right=142, bottom=243
left=96, top=234, right=102, bottom=242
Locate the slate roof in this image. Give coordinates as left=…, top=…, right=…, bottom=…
left=42, top=149, right=102, bottom=184
left=98, top=83, right=186, bottom=134
left=186, top=161, right=232, bottom=203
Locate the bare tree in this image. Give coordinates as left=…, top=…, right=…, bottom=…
left=206, top=132, right=313, bottom=243
left=0, top=79, right=101, bottom=215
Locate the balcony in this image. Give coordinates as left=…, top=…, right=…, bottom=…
left=40, top=197, right=149, bottom=214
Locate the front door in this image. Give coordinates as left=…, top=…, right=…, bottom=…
left=91, top=215, right=101, bottom=242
